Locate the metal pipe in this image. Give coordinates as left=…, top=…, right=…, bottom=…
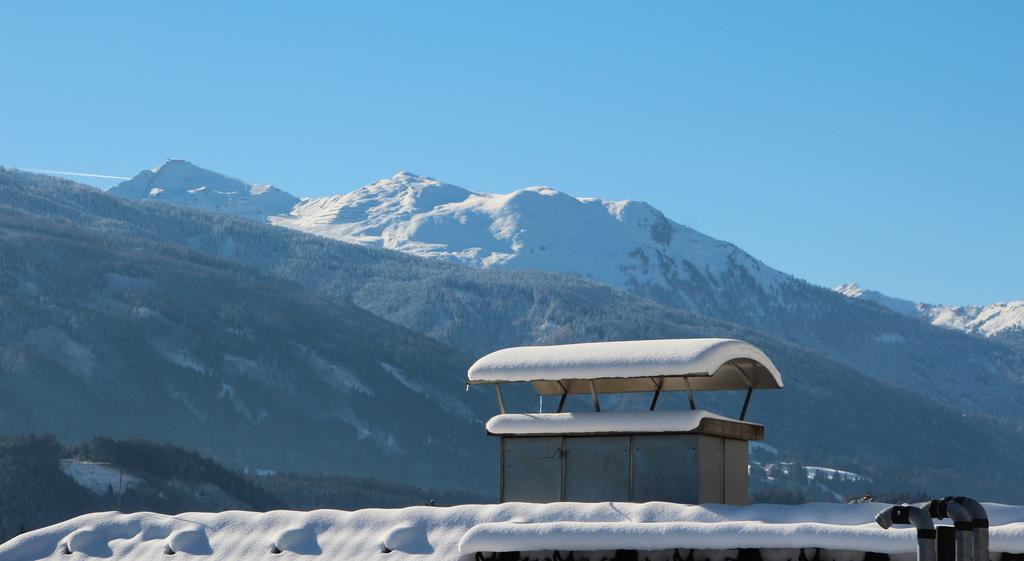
left=494, top=384, right=506, bottom=414
left=947, top=497, right=989, bottom=561
left=735, top=363, right=755, bottom=420
left=920, top=499, right=973, bottom=561
left=937, top=526, right=956, bottom=561
left=556, top=391, right=568, bottom=413
left=588, top=380, right=601, bottom=412
left=556, top=381, right=569, bottom=413
left=683, top=376, right=696, bottom=410
left=649, top=377, right=663, bottom=411
left=876, top=504, right=936, bottom=561
left=739, top=388, right=753, bottom=420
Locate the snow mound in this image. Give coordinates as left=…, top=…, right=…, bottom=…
left=382, top=523, right=433, bottom=554
left=468, top=338, right=783, bottom=389
left=486, top=410, right=756, bottom=435
left=458, top=520, right=911, bottom=554
left=62, top=527, right=111, bottom=556
left=165, top=527, right=211, bottom=555
left=5, top=502, right=1024, bottom=561
left=272, top=526, right=320, bottom=554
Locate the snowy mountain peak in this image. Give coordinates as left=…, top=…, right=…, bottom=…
left=831, top=283, right=920, bottom=316
left=116, top=161, right=792, bottom=309
left=271, top=172, right=790, bottom=292
left=150, top=158, right=193, bottom=173
left=834, top=282, right=865, bottom=298
left=835, top=282, right=1024, bottom=341
left=924, top=301, right=1024, bottom=338
left=110, top=160, right=299, bottom=220
left=391, top=170, right=422, bottom=180
left=367, top=171, right=472, bottom=209
left=279, top=171, right=475, bottom=237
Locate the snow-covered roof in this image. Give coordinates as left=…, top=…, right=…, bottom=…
left=486, top=410, right=763, bottom=439
left=468, top=339, right=783, bottom=394
left=5, top=502, right=1024, bottom=561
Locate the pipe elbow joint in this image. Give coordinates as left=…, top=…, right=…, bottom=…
left=909, top=508, right=937, bottom=531
left=875, top=509, right=894, bottom=530
left=946, top=497, right=989, bottom=528
left=925, top=499, right=972, bottom=529
left=876, top=505, right=935, bottom=532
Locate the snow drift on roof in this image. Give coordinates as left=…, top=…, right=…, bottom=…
left=485, top=410, right=759, bottom=436
left=468, top=339, right=783, bottom=392
left=5, top=502, right=1024, bottom=561
left=459, top=520, right=913, bottom=555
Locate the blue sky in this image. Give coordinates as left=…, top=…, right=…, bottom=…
left=2, top=1, right=1020, bottom=305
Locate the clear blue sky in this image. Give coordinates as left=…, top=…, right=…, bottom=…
left=2, top=1, right=1021, bottom=305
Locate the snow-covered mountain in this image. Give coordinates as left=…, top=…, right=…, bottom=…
left=110, top=164, right=1024, bottom=346
left=268, top=171, right=792, bottom=293
left=107, top=162, right=1024, bottom=418
left=110, top=163, right=789, bottom=295
left=834, top=282, right=1024, bottom=343
left=925, top=301, right=1024, bottom=338
left=833, top=283, right=921, bottom=317
left=109, top=159, right=299, bottom=220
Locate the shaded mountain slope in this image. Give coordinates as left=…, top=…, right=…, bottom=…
left=0, top=435, right=485, bottom=541
left=0, top=172, right=493, bottom=492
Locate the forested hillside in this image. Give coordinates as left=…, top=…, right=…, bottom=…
left=0, top=169, right=496, bottom=492
left=0, top=436, right=483, bottom=542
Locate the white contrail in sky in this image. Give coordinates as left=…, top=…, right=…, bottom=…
left=25, top=169, right=131, bottom=180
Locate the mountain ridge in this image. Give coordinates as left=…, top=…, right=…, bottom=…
left=109, top=159, right=299, bottom=221
left=109, top=161, right=1023, bottom=332
left=835, top=282, right=1024, bottom=347
left=105, top=161, right=1024, bottom=421
left=276, top=170, right=794, bottom=295
left=108, top=162, right=791, bottom=294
